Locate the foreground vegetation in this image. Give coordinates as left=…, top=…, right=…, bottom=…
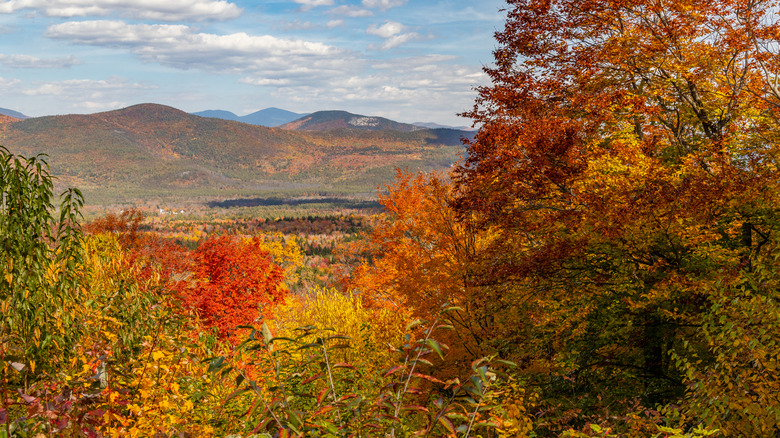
left=4, top=0, right=780, bottom=436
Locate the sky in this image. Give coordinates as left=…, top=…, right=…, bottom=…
left=0, top=0, right=506, bottom=126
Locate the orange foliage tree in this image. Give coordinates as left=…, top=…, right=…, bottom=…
left=345, top=171, right=505, bottom=373
left=180, top=235, right=287, bottom=340
left=450, top=0, right=780, bottom=434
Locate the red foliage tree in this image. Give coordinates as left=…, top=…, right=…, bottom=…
left=181, top=235, right=287, bottom=341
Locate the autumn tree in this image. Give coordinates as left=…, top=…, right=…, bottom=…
left=345, top=171, right=518, bottom=373
left=0, top=147, right=83, bottom=379
left=179, top=235, right=287, bottom=341
left=452, top=0, right=780, bottom=434
left=84, top=208, right=191, bottom=285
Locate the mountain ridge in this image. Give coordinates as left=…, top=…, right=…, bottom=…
left=0, top=103, right=467, bottom=204
left=0, top=107, right=28, bottom=119
left=280, top=110, right=425, bottom=132
left=193, top=107, right=308, bottom=127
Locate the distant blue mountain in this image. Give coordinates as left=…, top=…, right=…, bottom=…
left=192, top=107, right=308, bottom=127
left=192, top=109, right=241, bottom=121
left=413, top=121, right=475, bottom=131
left=240, top=108, right=309, bottom=126
left=0, top=107, right=29, bottom=119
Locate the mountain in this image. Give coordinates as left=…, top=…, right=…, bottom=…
left=413, top=121, right=474, bottom=131
left=0, top=107, right=28, bottom=119
left=193, top=107, right=307, bottom=127
left=0, top=103, right=465, bottom=204
left=192, top=109, right=241, bottom=121
left=0, top=114, right=19, bottom=124
left=280, top=110, right=425, bottom=133
left=239, top=108, right=308, bottom=126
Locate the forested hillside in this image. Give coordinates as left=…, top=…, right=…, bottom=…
left=2, top=0, right=780, bottom=437
left=0, top=104, right=466, bottom=202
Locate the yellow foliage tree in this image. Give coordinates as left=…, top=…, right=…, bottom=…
left=270, top=287, right=409, bottom=376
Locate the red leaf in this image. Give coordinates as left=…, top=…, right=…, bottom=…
left=383, top=365, right=405, bottom=377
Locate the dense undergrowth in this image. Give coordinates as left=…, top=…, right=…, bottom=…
left=0, top=149, right=524, bottom=437
left=0, top=147, right=739, bottom=438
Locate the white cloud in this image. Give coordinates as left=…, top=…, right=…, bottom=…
left=0, top=0, right=242, bottom=21
left=366, top=21, right=420, bottom=50
left=0, top=54, right=81, bottom=68
left=264, top=55, right=488, bottom=124
left=326, top=19, right=344, bottom=28
left=366, top=21, right=403, bottom=38
left=0, top=76, right=20, bottom=88
left=293, top=0, right=334, bottom=10
left=46, top=20, right=357, bottom=84
left=21, top=77, right=152, bottom=96
left=328, top=5, right=372, bottom=17
left=239, top=77, right=291, bottom=86
left=362, top=0, right=407, bottom=11
left=19, top=77, right=155, bottom=112
left=376, top=33, right=420, bottom=49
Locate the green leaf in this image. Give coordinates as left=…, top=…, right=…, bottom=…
left=492, top=359, right=517, bottom=368
left=445, top=413, right=469, bottom=421
left=426, top=338, right=445, bottom=359
left=475, top=365, right=489, bottom=383
left=405, top=319, right=424, bottom=331
left=473, top=421, right=500, bottom=429
left=207, top=356, right=225, bottom=373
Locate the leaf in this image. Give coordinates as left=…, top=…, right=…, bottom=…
left=312, top=405, right=335, bottom=417
left=405, top=319, right=424, bottom=331
left=415, top=358, right=434, bottom=367
left=317, top=387, right=331, bottom=405
left=261, top=322, right=273, bottom=345
left=441, top=306, right=464, bottom=314
left=332, top=362, right=356, bottom=370
left=411, top=372, right=444, bottom=384
left=383, top=365, right=405, bottom=377
left=445, top=412, right=469, bottom=421
left=438, top=415, right=457, bottom=436
left=301, top=373, right=325, bottom=385
left=206, top=356, right=225, bottom=373
left=491, top=359, right=517, bottom=368
left=298, top=342, right=322, bottom=350
left=426, top=338, right=445, bottom=360
left=474, top=421, right=499, bottom=428
left=400, top=405, right=429, bottom=413
left=474, top=365, right=489, bottom=383
left=18, top=391, right=37, bottom=404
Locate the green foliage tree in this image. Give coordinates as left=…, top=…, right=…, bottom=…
left=0, top=146, right=83, bottom=381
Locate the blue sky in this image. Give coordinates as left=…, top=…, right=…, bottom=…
left=0, top=0, right=505, bottom=126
